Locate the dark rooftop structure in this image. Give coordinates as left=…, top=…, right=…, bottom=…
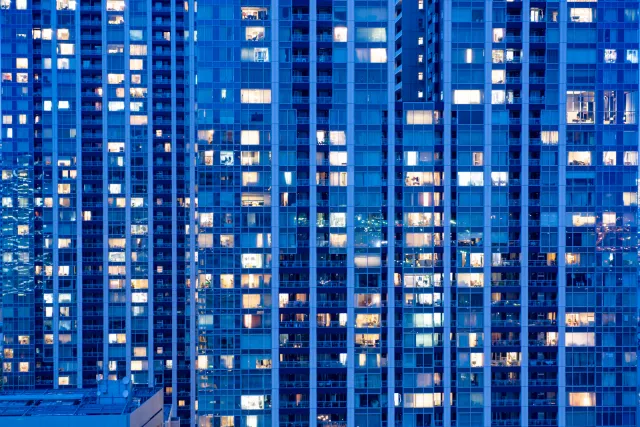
left=0, top=380, right=164, bottom=427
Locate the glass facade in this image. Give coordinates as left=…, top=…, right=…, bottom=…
left=0, top=0, right=193, bottom=422
left=0, top=0, right=639, bottom=427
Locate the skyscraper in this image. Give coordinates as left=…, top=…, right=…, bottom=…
left=1, top=0, right=640, bottom=427
left=0, top=0, right=193, bottom=422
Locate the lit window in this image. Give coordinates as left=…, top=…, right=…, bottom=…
left=418, top=37, right=424, bottom=45
left=491, top=70, right=505, bottom=84
left=604, top=49, right=617, bottom=63
left=492, top=50, right=504, bottom=63
left=129, top=59, right=144, bottom=70
left=241, top=130, right=260, bottom=145
left=19, top=362, right=29, bottom=372
left=568, top=151, right=592, bottom=166
left=130, top=116, right=148, bottom=125
left=418, top=72, right=424, bottom=81
left=405, top=110, right=434, bottom=125
left=624, top=151, right=638, bottom=165
left=453, top=90, right=482, bottom=104
left=566, top=332, right=595, bottom=347
left=491, top=90, right=505, bottom=104
left=626, top=50, right=639, bottom=64
left=491, top=172, right=508, bottom=186
left=58, top=43, right=74, bottom=55
left=458, top=172, right=484, bottom=186
left=16, top=58, right=28, bottom=69
left=602, top=151, right=616, bottom=166
left=569, top=8, right=594, bottom=23
left=566, top=91, right=595, bottom=124
left=16, top=0, right=26, bottom=9
left=245, top=27, right=265, bottom=41
left=569, top=392, right=595, bottom=407
left=493, top=28, right=504, bottom=43
left=240, top=89, right=271, bottom=104
left=355, top=48, right=387, bottom=63
left=107, top=73, right=125, bottom=84
left=56, top=0, right=76, bottom=10
left=241, top=395, right=267, bottom=410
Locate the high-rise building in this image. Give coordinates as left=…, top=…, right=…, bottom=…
left=0, top=0, right=193, bottom=422
left=1, top=0, right=640, bottom=427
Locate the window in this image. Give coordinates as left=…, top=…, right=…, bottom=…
left=566, top=332, right=595, bottom=347
left=405, top=111, right=434, bottom=125
left=624, top=151, right=638, bottom=165
left=624, top=91, right=637, bottom=124
left=458, top=172, right=484, bottom=186
left=241, top=89, right=271, bottom=103
left=492, top=50, right=504, bottom=63
left=355, top=48, right=387, bottom=63
left=333, top=27, right=347, bottom=42
left=541, top=131, right=558, bottom=145
left=569, top=8, right=594, bottom=22
left=566, top=91, right=595, bottom=124
left=626, top=50, right=638, bottom=64
left=604, top=49, right=617, bottom=63
left=240, top=395, right=267, bottom=410
left=404, top=393, right=443, bottom=408
left=569, top=392, right=595, bottom=407
left=245, top=27, right=265, bottom=41
left=491, top=172, right=508, bottom=186
left=355, top=28, right=386, bottom=43
left=492, top=90, right=505, bottom=104
left=241, top=47, right=270, bottom=62
left=603, top=151, right=616, bottom=165
left=453, top=90, right=482, bottom=104
left=241, top=130, right=260, bottom=145
left=492, top=70, right=505, bottom=84
left=15, top=58, right=28, bottom=69
left=603, top=90, right=617, bottom=124
left=568, top=151, right=591, bottom=166
left=241, top=7, right=268, bottom=20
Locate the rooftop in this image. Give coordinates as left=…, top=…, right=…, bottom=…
left=0, top=384, right=160, bottom=418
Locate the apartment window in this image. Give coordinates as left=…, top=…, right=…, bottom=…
left=240, top=89, right=271, bottom=103
left=241, top=396, right=267, bottom=410
left=569, top=392, right=596, bottom=407
left=566, top=91, right=595, bottom=124
left=492, top=70, right=505, bottom=84
left=604, top=49, right=617, bottom=63
left=355, top=28, right=387, bottom=43
left=623, top=192, right=637, bottom=206
left=453, top=90, right=482, bottom=104
left=492, top=90, right=505, bottom=104
left=458, top=172, right=484, bottom=186
left=491, top=172, right=508, bottom=186
left=541, top=131, right=559, bottom=145
left=493, top=28, right=504, bottom=43
left=603, top=90, right=617, bottom=124
left=568, top=151, right=591, bottom=166
left=405, top=110, right=434, bottom=125
left=355, top=48, right=387, bottom=63
left=624, top=91, right=637, bottom=124
left=570, top=8, right=594, bottom=22
left=492, top=50, right=504, bottom=63
left=566, top=332, right=595, bottom=347
left=16, top=58, right=28, bottom=69
left=624, top=151, right=638, bottom=165
left=241, top=130, right=260, bottom=145
left=626, top=49, right=638, bottom=64
left=57, top=0, right=76, bottom=9
left=602, top=151, right=616, bottom=165
left=245, top=27, right=265, bottom=41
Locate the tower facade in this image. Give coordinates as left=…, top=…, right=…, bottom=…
left=1, top=0, right=639, bottom=427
